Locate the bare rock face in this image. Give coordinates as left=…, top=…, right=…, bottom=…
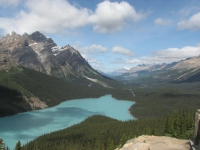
left=0, top=50, right=18, bottom=71
left=119, top=135, right=190, bottom=150
left=0, top=31, right=102, bottom=82
left=28, top=97, right=48, bottom=109
left=171, top=56, right=200, bottom=69
left=55, top=45, right=95, bottom=78
left=0, top=31, right=45, bottom=71
left=194, top=109, right=200, bottom=145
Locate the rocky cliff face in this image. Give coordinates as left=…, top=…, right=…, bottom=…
left=0, top=31, right=108, bottom=85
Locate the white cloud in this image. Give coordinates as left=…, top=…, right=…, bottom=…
left=88, top=59, right=101, bottom=65
left=0, top=0, right=145, bottom=34
left=125, top=59, right=145, bottom=64
left=79, top=44, right=108, bottom=54
left=0, top=0, right=21, bottom=7
left=126, top=45, right=200, bottom=64
left=111, top=46, right=135, bottom=56
left=178, top=12, right=200, bottom=30
left=154, top=46, right=200, bottom=59
left=88, top=1, right=145, bottom=33
left=0, top=0, right=91, bottom=34
left=154, top=18, right=172, bottom=26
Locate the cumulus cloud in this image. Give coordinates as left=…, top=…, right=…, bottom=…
left=154, top=18, right=172, bottom=26
left=0, top=0, right=21, bottom=7
left=111, top=46, right=135, bottom=56
left=79, top=44, right=108, bottom=54
left=88, top=1, right=145, bottom=33
left=125, top=58, right=145, bottom=64
left=0, top=0, right=91, bottom=34
left=0, top=0, right=145, bottom=34
left=154, top=46, right=200, bottom=59
left=126, top=45, right=200, bottom=64
left=178, top=12, right=200, bottom=30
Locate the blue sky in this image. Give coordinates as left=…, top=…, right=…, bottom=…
left=0, top=0, right=200, bottom=72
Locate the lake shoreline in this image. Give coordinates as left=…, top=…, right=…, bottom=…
left=0, top=95, right=135, bottom=149
left=128, top=108, right=137, bottom=120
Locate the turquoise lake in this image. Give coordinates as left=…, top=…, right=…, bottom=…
left=0, top=95, right=135, bottom=149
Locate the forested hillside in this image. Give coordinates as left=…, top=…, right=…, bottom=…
left=21, top=110, right=194, bottom=150
left=0, top=67, right=133, bottom=117
left=0, top=85, right=31, bottom=117
left=129, top=85, right=200, bottom=119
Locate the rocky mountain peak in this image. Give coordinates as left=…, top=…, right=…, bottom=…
left=11, top=31, right=17, bottom=35
left=0, top=31, right=22, bottom=44
left=138, top=64, right=149, bottom=67
left=22, top=32, right=29, bottom=38
left=65, top=44, right=79, bottom=54
left=30, top=31, right=48, bottom=43
left=0, top=31, right=108, bottom=86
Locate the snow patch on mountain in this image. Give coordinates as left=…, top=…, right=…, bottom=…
left=124, top=67, right=130, bottom=70
left=29, top=43, right=38, bottom=46
left=51, top=44, right=77, bottom=56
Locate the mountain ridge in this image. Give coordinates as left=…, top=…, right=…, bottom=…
left=0, top=31, right=116, bottom=88
left=111, top=56, right=200, bottom=83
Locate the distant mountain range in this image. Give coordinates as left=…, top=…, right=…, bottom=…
left=0, top=31, right=116, bottom=88
left=111, top=56, right=200, bottom=83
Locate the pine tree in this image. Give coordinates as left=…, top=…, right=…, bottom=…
left=145, top=127, right=151, bottom=135
left=98, top=131, right=105, bottom=150
left=107, top=138, right=114, bottom=150
left=152, top=127, right=158, bottom=136
left=94, top=138, right=100, bottom=150
left=34, top=142, right=40, bottom=150
left=119, top=134, right=127, bottom=148
left=15, top=141, right=21, bottom=150
left=0, top=139, right=6, bottom=150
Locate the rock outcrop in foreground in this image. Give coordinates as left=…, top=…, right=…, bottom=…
left=119, top=135, right=190, bottom=150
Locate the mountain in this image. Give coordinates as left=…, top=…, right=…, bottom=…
left=108, top=67, right=131, bottom=77
left=112, top=56, right=200, bottom=83
left=0, top=31, right=116, bottom=88
left=0, top=31, right=129, bottom=116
